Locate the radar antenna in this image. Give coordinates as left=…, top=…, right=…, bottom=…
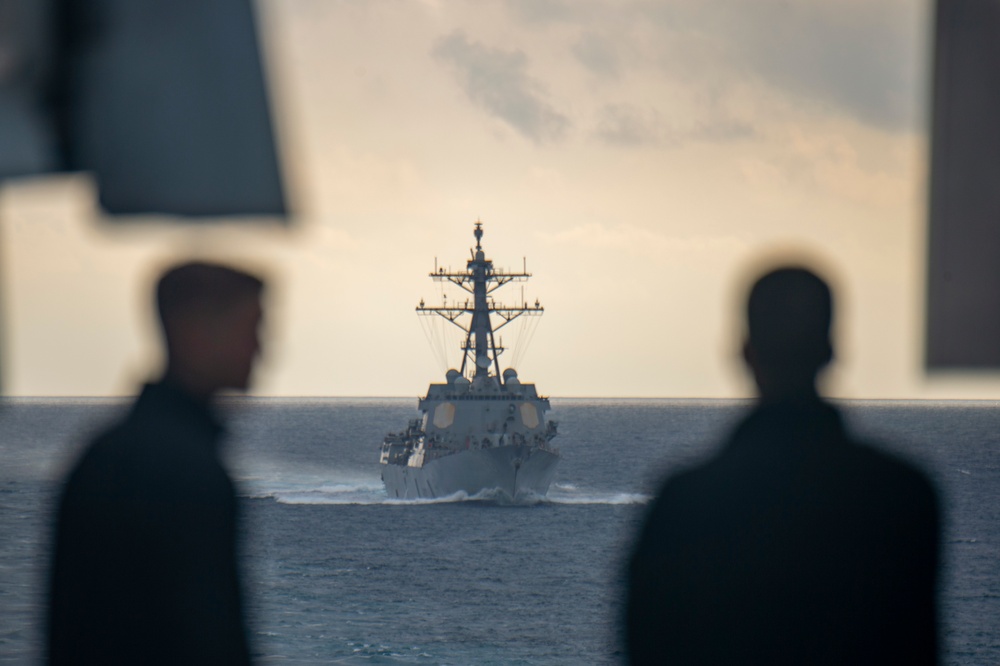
left=417, top=222, right=543, bottom=383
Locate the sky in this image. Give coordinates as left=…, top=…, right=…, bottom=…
left=3, top=0, right=998, bottom=399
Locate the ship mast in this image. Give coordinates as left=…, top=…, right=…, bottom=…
left=417, top=222, right=543, bottom=384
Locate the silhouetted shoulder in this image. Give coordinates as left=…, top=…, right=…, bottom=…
left=48, top=383, right=247, bottom=666
left=837, top=435, right=940, bottom=509
left=625, top=403, right=940, bottom=666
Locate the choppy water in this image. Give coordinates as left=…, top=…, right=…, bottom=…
left=1, top=398, right=997, bottom=664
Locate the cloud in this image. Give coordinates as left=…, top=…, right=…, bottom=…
left=595, top=105, right=664, bottom=146
left=687, top=116, right=755, bottom=143
left=504, top=0, right=577, bottom=24
left=719, top=1, right=922, bottom=132
left=504, top=0, right=923, bottom=134
left=594, top=104, right=754, bottom=147
left=536, top=222, right=749, bottom=260
left=571, top=31, right=621, bottom=79
left=431, top=31, right=570, bottom=144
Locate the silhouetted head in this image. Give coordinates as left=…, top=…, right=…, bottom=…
left=743, top=267, right=833, bottom=401
left=156, top=262, right=265, bottom=398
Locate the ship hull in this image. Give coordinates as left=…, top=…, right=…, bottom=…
left=381, top=444, right=559, bottom=501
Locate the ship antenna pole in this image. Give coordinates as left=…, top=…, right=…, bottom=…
left=470, top=221, right=492, bottom=380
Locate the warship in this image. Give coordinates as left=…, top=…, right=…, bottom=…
left=380, top=222, right=559, bottom=500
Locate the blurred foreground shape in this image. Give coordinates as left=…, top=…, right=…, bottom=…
left=0, top=0, right=286, bottom=217
left=926, top=0, right=1000, bottom=367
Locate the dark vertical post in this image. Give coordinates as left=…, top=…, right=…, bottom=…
left=927, top=0, right=1000, bottom=367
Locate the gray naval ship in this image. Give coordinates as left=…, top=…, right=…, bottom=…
left=380, top=222, right=559, bottom=500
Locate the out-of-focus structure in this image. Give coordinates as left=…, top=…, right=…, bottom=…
left=0, top=0, right=286, bottom=388
left=0, top=0, right=285, bottom=215
left=926, top=0, right=1000, bottom=367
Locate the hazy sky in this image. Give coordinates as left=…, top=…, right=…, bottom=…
left=4, top=0, right=997, bottom=399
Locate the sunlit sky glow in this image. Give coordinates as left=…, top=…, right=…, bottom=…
left=4, top=0, right=999, bottom=399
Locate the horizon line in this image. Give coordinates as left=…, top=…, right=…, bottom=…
left=2, top=394, right=998, bottom=404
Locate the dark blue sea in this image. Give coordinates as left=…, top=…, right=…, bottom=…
left=1, top=398, right=997, bottom=664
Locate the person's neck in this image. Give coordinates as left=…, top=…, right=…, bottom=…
left=162, top=366, right=216, bottom=403
left=755, top=375, right=822, bottom=407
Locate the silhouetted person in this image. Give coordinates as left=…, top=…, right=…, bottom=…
left=48, top=262, right=265, bottom=665
left=625, top=267, right=940, bottom=665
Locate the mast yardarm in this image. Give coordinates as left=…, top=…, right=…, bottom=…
left=417, top=222, right=543, bottom=383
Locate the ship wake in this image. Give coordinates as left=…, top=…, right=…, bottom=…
left=244, top=478, right=648, bottom=506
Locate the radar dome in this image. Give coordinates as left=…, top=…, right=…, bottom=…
left=502, top=368, right=518, bottom=379
left=445, top=369, right=461, bottom=384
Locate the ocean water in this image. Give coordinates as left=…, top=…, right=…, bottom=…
left=1, top=398, right=997, bottom=664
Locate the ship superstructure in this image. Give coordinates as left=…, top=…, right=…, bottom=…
left=380, top=222, right=559, bottom=500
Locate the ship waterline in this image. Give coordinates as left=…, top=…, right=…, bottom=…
left=380, top=444, right=560, bottom=501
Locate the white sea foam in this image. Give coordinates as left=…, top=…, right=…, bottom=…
left=385, top=490, right=477, bottom=505
left=245, top=480, right=649, bottom=506
left=260, top=488, right=386, bottom=505
left=263, top=487, right=507, bottom=506
left=545, top=491, right=649, bottom=505
left=240, top=465, right=649, bottom=506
